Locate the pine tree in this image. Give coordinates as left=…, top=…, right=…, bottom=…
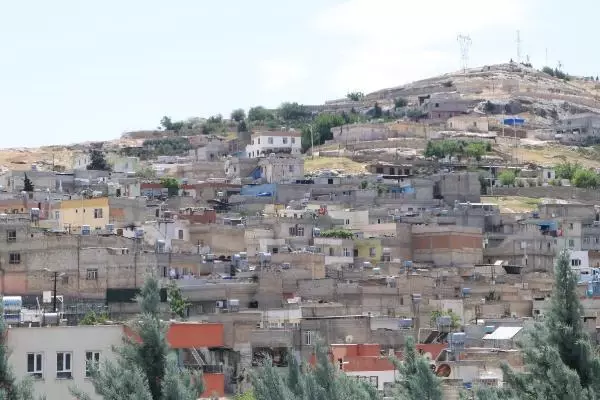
left=475, top=250, right=600, bottom=399
left=23, top=174, right=34, bottom=192
left=71, top=276, right=204, bottom=400
left=0, top=304, right=38, bottom=400
left=251, top=340, right=378, bottom=400
left=390, top=337, right=442, bottom=400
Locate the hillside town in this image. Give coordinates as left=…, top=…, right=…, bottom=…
left=4, top=62, right=600, bottom=399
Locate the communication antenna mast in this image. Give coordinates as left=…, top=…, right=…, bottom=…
left=457, top=34, right=472, bottom=74
left=516, top=30, right=522, bottom=64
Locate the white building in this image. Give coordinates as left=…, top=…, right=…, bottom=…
left=246, top=131, right=302, bottom=158
left=72, top=152, right=91, bottom=171
left=7, top=324, right=124, bottom=400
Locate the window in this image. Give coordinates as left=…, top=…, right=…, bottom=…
left=93, top=208, right=103, bottom=219
left=296, top=227, right=304, bottom=236
left=27, top=353, right=43, bottom=379
left=303, top=331, right=314, bottom=345
left=251, top=139, right=255, bottom=145
left=282, top=137, right=288, bottom=144
left=178, top=230, right=184, bottom=240
left=86, top=268, right=98, bottom=280
left=291, top=137, right=296, bottom=144
left=369, top=247, right=376, bottom=257
left=257, top=138, right=260, bottom=144
left=343, top=248, right=351, bottom=257
left=572, top=259, right=582, bottom=267
left=288, top=165, right=294, bottom=173
left=85, top=351, right=100, bottom=377
left=6, top=230, right=16, bottom=242
left=345, top=219, right=350, bottom=225
left=56, top=352, right=72, bottom=379
left=569, top=223, right=574, bottom=230
left=268, top=137, right=274, bottom=144
left=54, top=211, right=60, bottom=220
left=9, top=252, right=20, bottom=264
left=569, top=239, right=575, bottom=248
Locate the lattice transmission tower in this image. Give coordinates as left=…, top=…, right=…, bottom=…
left=457, top=34, right=472, bottom=74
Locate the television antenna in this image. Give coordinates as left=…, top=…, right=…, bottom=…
left=516, top=30, right=522, bottom=64
left=457, top=34, right=472, bottom=74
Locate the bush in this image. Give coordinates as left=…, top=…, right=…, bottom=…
left=498, top=170, right=516, bottom=186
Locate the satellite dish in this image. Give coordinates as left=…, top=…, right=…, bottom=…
left=345, top=335, right=354, bottom=344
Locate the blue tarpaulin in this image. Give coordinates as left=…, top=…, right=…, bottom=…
left=503, top=118, right=525, bottom=126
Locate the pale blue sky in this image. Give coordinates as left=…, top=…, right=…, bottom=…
left=0, top=0, right=596, bottom=147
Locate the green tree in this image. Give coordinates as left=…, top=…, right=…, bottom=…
left=252, top=340, right=377, bottom=400
left=166, top=281, right=190, bottom=319
left=0, top=303, right=38, bottom=399
left=465, top=142, right=487, bottom=161
left=23, top=173, right=34, bottom=192
left=301, top=113, right=345, bottom=152
left=278, top=102, right=311, bottom=122
left=248, top=106, right=275, bottom=122
left=237, top=120, right=248, bottom=133
left=498, top=170, right=516, bottom=186
left=319, top=229, right=354, bottom=239
left=373, top=102, right=382, bottom=118
left=394, top=97, right=408, bottom=109
left=346, top=92, right=365, bottom=101
left=160, top=116, right=174, bottom=130
left=390, top=337, right=442, bottom=400
left=479, top=250, right=600, bottom=400
left=555, top=161, right=581, bottom=180
left=71, top=276, right=204, bottom=400
left=87, top=150, right=111, bottom=171
left=542, top=66, right=555, bottom=76
left=160, top=177, right=179, bottom=197
left=231, top=109, right=246, bottom=122
left=572, top=168, right=599, bottom=188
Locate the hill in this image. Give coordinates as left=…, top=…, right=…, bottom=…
left=4, top=62, right=600, bottom=173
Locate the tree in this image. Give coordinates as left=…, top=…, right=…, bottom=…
left=160, top=177, right=179, bottom=197
left=23, top=173, right=34, bottom=192
left=555, top=161, right=581, bottom=180
left=390, top=337, right=442, bottom=400
left=136, top=167, right=157, bottom=179
left=231, top=109, right=246, bottom=122
left=87, top=150, right=111, bottom=171
left=394, top=97, right=408, bottom=109
left=373, top=102, right=382, bottom=118
left=160, top=116, right=174, bottom=131
left=71, top=276, right=204, bottom=400
left=251, top=340, right=378, bottom=400
left=237, top=120, right=248, bottom=133
left=278, top=102, right=310, bottom=122
left=465, top=142, right=487, bottom=161
left=0, top=304, right=38, bottom=400
left=572, top=168, right=599, bottom=188
left=166, top=281, right=190, bottom=320
left=542, top=66, right=555, bottom=77
left=301, top=113, right=345, bottom=152
left=479, top=250, right=600, bottom=400
left=248, top=106, right=275, bottom=122
left=498, top=170, right=516, bottom=186
left=346, top=92, right=364, bottom=101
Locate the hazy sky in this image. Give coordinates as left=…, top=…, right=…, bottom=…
left=0, top=0, right=596, bottom=147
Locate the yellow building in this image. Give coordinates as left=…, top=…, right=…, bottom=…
left=354, top=237, right=383, bottom=263
left=55, top=197, right=110, bottom=233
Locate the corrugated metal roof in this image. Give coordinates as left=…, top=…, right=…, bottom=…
left=482, top=326, right=523, bottom=340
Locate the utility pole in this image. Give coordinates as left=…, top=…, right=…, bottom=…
left=44, top=268, right=65, bottom=314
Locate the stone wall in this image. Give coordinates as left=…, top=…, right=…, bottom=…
left=487, top=186, right=600, bottom=203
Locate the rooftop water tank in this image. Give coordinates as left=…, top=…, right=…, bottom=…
left=484, top=325, right=496, bottom=334
left=436, top=316, right=452, bottom=327
left=398, top=318, right=413, bottom=329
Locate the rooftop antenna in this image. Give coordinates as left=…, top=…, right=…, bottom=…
left=457, top=34, right=472, bottom=74
left=516, top=30, right=522, bottom=64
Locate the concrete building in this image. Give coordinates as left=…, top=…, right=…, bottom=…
left=7, top=322, right=229, bottom=400
left=556, top=113, right=600, bottom=145
left=72, top=152, right=91, bottom=171
left=446, top=115, right=489, bottom=132
left=7, top=324, right=124, bottom=400
left=56, top=197, right=110, bottom=233
left=108, top=155, right=140, bottom=174
left=423, top=99, right=471, bottom=120
left=246, top=131, right=302, bottom=158
left=412, top=225, right=483, bottom=267
left=258, top=156, right=305, bottom=183
left=329, top=124, right=392, bottom=143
